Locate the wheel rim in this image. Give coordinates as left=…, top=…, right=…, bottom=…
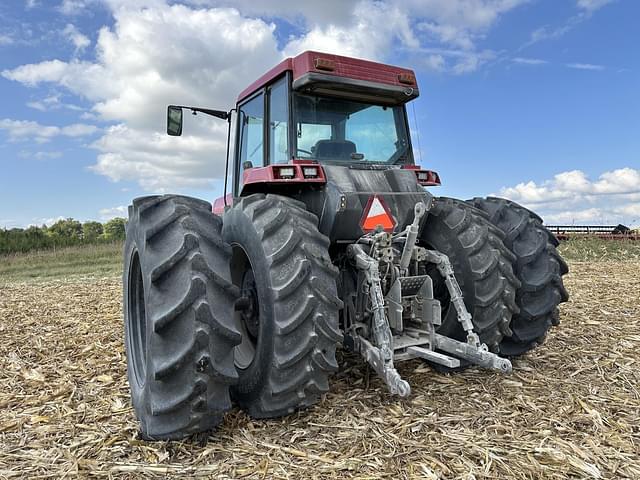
left=127, top=250, right=147, bottom=386
left=232, top=247, right=259, bottom=370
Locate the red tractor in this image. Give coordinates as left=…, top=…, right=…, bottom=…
left=123, top=51, right=568, bottom=439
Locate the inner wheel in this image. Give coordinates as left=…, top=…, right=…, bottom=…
left=127, top=250, right=147, bottom=387
left=233, top=259, right=259, bottom=370
left=241, top=270, right=260, bottom=339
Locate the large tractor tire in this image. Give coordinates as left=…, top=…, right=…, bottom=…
left=468, top=197, right=569, bottom=356
left=123, top=195, right=240, bottom=440
left=420, top=197, right=520, bottom=351
left=222, top=194, right=342, bottom=419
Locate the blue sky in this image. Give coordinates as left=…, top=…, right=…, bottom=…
left=1, top=0, right=639, bottom=228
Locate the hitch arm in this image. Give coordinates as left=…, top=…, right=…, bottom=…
left=347, top=243, right=411, bottom=397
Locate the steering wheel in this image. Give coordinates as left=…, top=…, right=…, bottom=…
left=297, top=148, right=313, bottom=156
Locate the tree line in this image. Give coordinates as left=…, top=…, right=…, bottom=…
left=0, top=217, right=126, bottom=254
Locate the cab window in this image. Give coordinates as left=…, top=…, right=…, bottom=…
left=268, top=78, right=289, bottom=164
left=237, top=92, right=264, bottom=190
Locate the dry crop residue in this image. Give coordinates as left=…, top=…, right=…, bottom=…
left=0, top=262, right=639, bottom=479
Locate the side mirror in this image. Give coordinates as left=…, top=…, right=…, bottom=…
left=167, top=106, right=183, bottom=136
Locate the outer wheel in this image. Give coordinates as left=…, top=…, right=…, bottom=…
left=123, top=195, right=240, bottom=440
left=222, top=194, right=343, bottom=418
left=468, top=197, right=569, bottom=356
left=420, top=197, right=520, bottom=351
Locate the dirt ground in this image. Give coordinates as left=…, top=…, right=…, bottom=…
left=1, top=261, right=639, bottom=479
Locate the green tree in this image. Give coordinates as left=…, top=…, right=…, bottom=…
left=48, top=218, right=82, bottom=243
left=83, top=221, right=104, bottom=242
left=103, top=217, right=126, bottom=241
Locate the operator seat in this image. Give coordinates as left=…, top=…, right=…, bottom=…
left=312, top=140, right=357, bottom=161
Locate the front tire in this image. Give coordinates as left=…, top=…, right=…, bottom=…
left=124, top=195, right=240, bottom=440
left=222, top=194, right=342, bottom=418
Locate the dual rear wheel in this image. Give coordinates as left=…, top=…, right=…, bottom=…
left=422, top=197, right=568, bottom=356
left=124, top=194, right=341, bottom=439
left=124, top=194, right=568, bottom=439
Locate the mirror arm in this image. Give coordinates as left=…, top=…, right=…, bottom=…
left=174, top=105, right=229, bottom=120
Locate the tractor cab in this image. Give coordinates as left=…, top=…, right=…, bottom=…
left=229, top=51, right=428, bottom=197
left=167, top=51, right=440, bottom=235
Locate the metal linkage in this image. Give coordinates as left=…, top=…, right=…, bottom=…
left=346, top=201, right=511, bottom=398
left=432, top=334, right=512, bottom=373
left=417, top=249, right=512, bottom=373
left=398, top=202, right=426, bottom=275
left=422, top=249, right=480, bottom=347
left=347, top=241, right=411, bottom=397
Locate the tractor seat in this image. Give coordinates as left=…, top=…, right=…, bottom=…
left=312, top=140, right=357, bottom=160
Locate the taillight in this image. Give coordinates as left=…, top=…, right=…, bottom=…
left=302, top=166, right=319, bottom=178
left=402, top=165, right=441, bottom=186
left=274, top=166, right=295, bottom=179
left=415, top=170, right=440, bottom=186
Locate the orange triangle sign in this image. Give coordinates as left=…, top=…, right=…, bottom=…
left=361, top=196, right=396, bottom=232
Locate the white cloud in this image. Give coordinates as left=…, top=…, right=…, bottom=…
left=58, top=0, right=96, bottom=15
left=496, top=168, right=640, bottom=225
left=405, top=0, right=527, bottom=31
left=99, top=205, right=127, bottom=220
left=522, top=0, right=614, bottom=50
left=566, top=62, right=605, bottom=71
left=3, top=4, right=283, bottom=190
left=90, top=123, right=229, bottom=190
left=284, top=1, right=418, bottom=60
left=62, top=24, right=91, bottom=54
left=186, top=0, right=359, bottom=26
left=512, top=57, right=548, bottom=65
left=576, top=0, right=615, bottom=12
left=27, top=94, right=83, bottom=112
left=0, top=34, right=13, bottom=46
left=0, top=119, right=99, bottom=143
left=25, top=0, right=39, bottom=9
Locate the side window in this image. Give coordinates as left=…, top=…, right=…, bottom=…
left=268, top=79, right=289, bottom=164
left=238, top=93, right=264, bottom=189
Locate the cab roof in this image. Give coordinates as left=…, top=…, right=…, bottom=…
left=236, top=51, right=418, bottom=104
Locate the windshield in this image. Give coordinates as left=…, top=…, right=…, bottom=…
left=294, top=93, right=411, bottom=164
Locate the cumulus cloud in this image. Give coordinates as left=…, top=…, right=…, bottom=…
left=0, top=119, right=99, bottom=143
left=187, top=0, right=359, bottom=26
left=3, top=0, right=527, bottom=190
left=496, top=168, right=640, bottom=225
left=284, top=1, right=418, bottom=60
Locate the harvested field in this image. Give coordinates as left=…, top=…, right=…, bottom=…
left=1, top=252, right=639, bottom=478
